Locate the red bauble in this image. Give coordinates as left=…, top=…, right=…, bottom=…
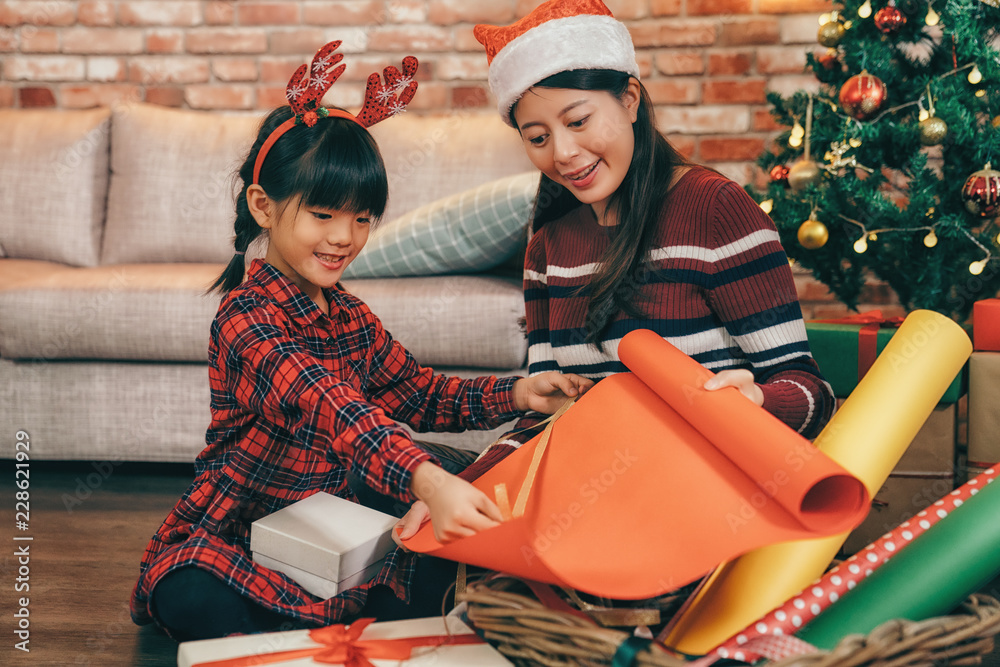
left=770, top=164, right=790, bottom=186
left=874, top=6, right=907, bottom=34
left=962, top=164, right=1000, bottom=218
left=839, top=72, right=888, bottom=121
left=818, top=48, right=839, bottom=70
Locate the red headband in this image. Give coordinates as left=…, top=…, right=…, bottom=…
left=252, top=40, right=419, bottom=185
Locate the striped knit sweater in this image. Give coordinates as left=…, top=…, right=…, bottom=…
left=461, top=166, right=835, bottom=482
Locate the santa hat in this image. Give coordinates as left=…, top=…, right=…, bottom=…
left=474, top=0, right=640, bottom=126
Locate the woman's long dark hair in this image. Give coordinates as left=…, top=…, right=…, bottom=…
left=210, top=106, right=389, bottom=293
left=511, top=70, right=689, bottom=349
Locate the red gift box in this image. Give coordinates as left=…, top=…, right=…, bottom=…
left=973, top=298, right=1000, bottom=351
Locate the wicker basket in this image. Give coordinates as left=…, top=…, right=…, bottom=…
left=461, top=575, right=1000, bottom=667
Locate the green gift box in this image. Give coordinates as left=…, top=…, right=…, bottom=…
left=806, top=317, right=967, bottom=403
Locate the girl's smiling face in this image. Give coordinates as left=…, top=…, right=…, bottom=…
left=513, top=80, right=640, bottom=223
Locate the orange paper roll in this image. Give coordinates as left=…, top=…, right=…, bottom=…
left=404, top=330, right=869, bottom=599
left=662, top=310, right=973, bottom=655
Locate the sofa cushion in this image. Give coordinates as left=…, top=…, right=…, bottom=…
left=345, top=171, right=538, bottom=278
left=102, top=104, right=258, bottom=265
left=0, top=108, right=111, bottom=267
left=0, top=260, right=526, bottom=368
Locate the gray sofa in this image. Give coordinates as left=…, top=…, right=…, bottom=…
left=0, top=103, right=537, bottom=462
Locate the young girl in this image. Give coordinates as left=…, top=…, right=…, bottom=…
left=395, top=0, right=836, bottom=537
left=129, top=42, right=591, bottom=641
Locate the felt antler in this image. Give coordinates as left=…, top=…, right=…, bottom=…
left=355, top=56, right=419, bottom=128
left=285, top=40, right=346, bottom=127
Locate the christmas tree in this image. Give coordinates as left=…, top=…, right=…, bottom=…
left=750, top=0, right=1000, bottom=321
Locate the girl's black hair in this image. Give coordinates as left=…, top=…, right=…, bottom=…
left=510, top=69, right=690, bottom=350
left=210, top=105, right=389, bottom=293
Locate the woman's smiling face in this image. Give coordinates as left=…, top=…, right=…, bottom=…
left=513, top=80, right=640, bottom=222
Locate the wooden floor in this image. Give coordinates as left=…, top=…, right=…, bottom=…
left=2, top=460, right=1000, bottom=667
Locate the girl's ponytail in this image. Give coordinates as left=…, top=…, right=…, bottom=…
left=208, top=180, right=264, bottom=294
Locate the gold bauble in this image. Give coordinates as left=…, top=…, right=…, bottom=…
left=919, top=116, right=948, bottom=146
left=992, top=115, right=1000, bottom=129
left=797, top=218, right=829, bottom=249
left=818, top=21, right=845, bottom=47
left=787, top=159, right=823, bottom=191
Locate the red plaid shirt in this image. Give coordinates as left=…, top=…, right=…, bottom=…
left=131, top=259, right=521, bottom=632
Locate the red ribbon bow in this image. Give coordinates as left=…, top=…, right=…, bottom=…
left=810, top=310, right=905, bottom=382
left=191, top=618, right=484, bottom=667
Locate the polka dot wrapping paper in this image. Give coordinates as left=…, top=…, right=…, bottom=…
left=691, top=466, right=999, bottom=665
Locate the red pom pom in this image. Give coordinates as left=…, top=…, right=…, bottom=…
left=302, top=110, right=319, bottom=127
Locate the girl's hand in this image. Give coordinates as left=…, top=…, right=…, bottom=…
left=393, top=500, right=430, bottom=550
left=704, top=369, right=764, bottom=406
left=409, top=462, right=503, bottom=544
left=513, top=372, right=594, bottom=414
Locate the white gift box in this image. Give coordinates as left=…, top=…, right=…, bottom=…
left=250, top=492, right=399, bottom=599
left=176, top=615, right=512, bottom=666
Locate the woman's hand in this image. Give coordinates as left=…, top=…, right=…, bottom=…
left=406, top=462, right=503, bottom=544
left=513, top=372, right=593, bottom=413
left=393, top=500, right=430, bottom=550
left=704, top=369, right=764, bottom=406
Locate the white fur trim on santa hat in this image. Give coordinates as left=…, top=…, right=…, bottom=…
left=488, top=14, right=639, bottom=126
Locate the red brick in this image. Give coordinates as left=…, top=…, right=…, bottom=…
left=237, top=2, right=300, bottom=25
left=204, top=1, right=236, bottom=25
left=260, top=57, right=302, bottom=83
left=61, top=83, right=141, bottom=108
left=385, top=0, right=427, bottom=23
left=303, top=1, right=383, bottom=26
left=86, top=56, right=126, bottom=82
left=760, top=0, right=832, bottom=13
left=699, top=136, right=767, bottom=162
left=185, top=28, right=268, bottom=54
left=451, top=85, right=488, bottom=109
left=645, top=79, right=700, bottom=105
left=629, top=20, right=717, bottom=48
left=753, top=108, right=785, bottom=131
left=21, top=27, right=58, bottom=52
left=667, top=135, right=696, bottom=160
left=78, top=1, right=115, bottom=26
left=434, top=54, right=488, bottom=81
left=403, top=81, right=448, bottom=110
left=756, top=46, right=808, bottom=74
left=0, top=29, right=17, bottom=51
left=212, top=58, right=258, bottom=82
left=19, top=86, right=56, bottom=106
left=0, top=1, right=76, bottom=27
left=328, top=28, right=369, bottom=55
left=688, top=0, right=752, bottom=16
left=145, top=86, right=186, bottom=107
left=515, top=0, right=547, bottom=16
left=655, top=51, right=704, bottom=75
left=269, top=28, right=327, bottom=55
left=6, top=55, right=84, bottom=80
left=256, top=85, right=287, bottom=109
left=63, top=28, right=144, bottom=54
left=650, top=0, right=681, bottom=16
left=709, top=51, right=753, bottom=75
left=703, top=79, right=768, bottom=104
left=128, top=57, right=210, bottom=84
left=369, top=26, right=453, bottom=52
left=330, top=55, right=432, bottom=83
left=781, top=15, right=821, bottom=44
left=323, top=83, right=363, bottom=109
left=718, top=19, right=781, bottom=46
left=119, top=1, right=201, bottom=27
left=766, top=73, right=820, bottom=97
left=0, top=84, right=13, bottom=106
left=146, top=29, right=184, bottom=54
left=186, top=84, right=255, bottom=109
left=602, top=1, right=648, bottom=20
left=655, top=105, right=750, bottom=134
left=454, top=26, right=485, bottom=52
left=636, top=51, right=653, bottom=78
left=428, top=0, right=514, bottom=25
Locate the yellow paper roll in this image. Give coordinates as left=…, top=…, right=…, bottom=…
left=663, top=310, right=971, bottom=655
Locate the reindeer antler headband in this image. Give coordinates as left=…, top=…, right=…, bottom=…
left=252, top=40, right=419, bottom=185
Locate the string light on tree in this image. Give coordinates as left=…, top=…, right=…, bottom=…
left=923, top=228, right=938, bottom=247
left=969, top=64, right=983, bottom=84
left=858, top=0, right=873, bottom=18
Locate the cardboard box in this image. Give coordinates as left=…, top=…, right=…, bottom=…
left=968, top=351, right=1000, bottom=466
left=251, top=492, right=398, bottom=599
left=895, top=403, right=957, bottom=473
left=806, top=323, right=966, bottom=402
left=840, top=473, right=955, bottom=557
left=176, top=615, right=512, bottom=667
left=973, top=298, right=1000, bottom=351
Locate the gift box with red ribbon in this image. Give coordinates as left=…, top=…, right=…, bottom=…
left=806, top=310, right=967, bottom=402
left=973, top=298, right=1000, bottom=352
left=176, top=615, right=511, bottom=667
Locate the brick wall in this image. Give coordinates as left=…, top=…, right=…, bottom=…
left=1, top=0, right=898, bottom=315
